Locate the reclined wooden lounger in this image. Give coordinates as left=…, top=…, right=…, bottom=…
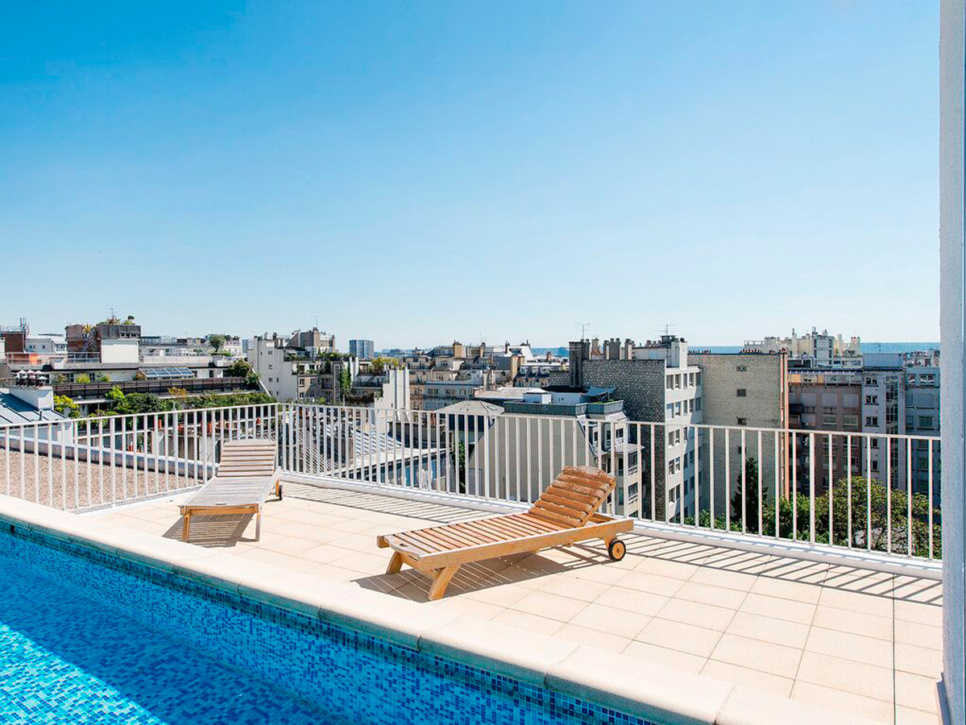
left=180, top=439, right=282, bottom=542
left=376, top=466, right=633, bottom=600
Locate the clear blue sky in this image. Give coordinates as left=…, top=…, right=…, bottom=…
left=0, top=2, right=939, bottom=349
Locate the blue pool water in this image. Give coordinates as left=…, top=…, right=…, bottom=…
left=0, top=525, right=655, bottom=725
left=0, top=555, right=337, bottom=724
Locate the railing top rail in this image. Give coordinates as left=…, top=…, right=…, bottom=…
left=0, top=402, right=280, bottom=431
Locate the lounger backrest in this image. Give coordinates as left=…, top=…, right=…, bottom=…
left=528, top=466, right=616, bottom=528
left=217, top=439, right=278, bottom=478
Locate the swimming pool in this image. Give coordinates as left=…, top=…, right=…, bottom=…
left=0, top=523, right=656, bottom=725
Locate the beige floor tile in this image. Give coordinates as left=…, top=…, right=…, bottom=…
left=812, top=606, right=893, bottom=641
left=750, top=576, right=822, bottom=604
left=636, top=618, right=722, bottom=657
left=563, top=563, right=632, bottom=586
left=895, top=600, right=943, bottom=626
left=675, top=581, right=747, bottom=610
left=632, top=556, right=701, bottom=580
left=796, top=652, right=893, bottom=701
left=687, top=566, right=757, bottom=591
left=593, top=587, right=669, bottom=616
left=538, top=575, right=611, bottom=602
left=492, top=609, right=564, bottom=637
left=790, top=681, right=894, bottom=723
left=700, top=660, right=794, bottom=697
left=569, top=603, right=652, bottom=639
left=895, top=705, right=941, bottom=724
left=554, top=623, right=632, bottom=653
left=621, top=641, right=706, bottom=673
left=761, top=558, right=829, bottom=585
left=819, top=587, right=894, bottom=618
left=709, top=633, right=802, bottom=678
left=298, top=543, right=350, bottom=565
left=329, top=551, right=392, bottom=574
left=895, top=620, right=942, bottom=650
left=511, top=590, right=588, bottom=622
left=805, top=626, right=893, bottom=666
left=656, top=598, right=735, bottom=631
left=432, top=596, right=504, bottom=620
left=895, top=642, right=943, bottom=678
left=739, top=593, right=815, bottom=625
left=617, top=570, right=686, bottom=597
left=725, top=611, right=809, bottom=649
left=462, top=583, right=532, bottom=608
left=895, top=671, right=940, bottom=713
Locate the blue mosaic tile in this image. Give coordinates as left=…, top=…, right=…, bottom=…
left=0, top=525, right=660, bottom=725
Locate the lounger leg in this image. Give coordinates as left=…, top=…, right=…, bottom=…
left=386, top=551, right=404, bottom=575
left=182, top=512, right=190, bottom=542
left=255, top=510, right=262, bottom=541
left=428, top=565, right=460, bottom=601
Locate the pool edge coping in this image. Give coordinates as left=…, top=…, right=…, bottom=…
left=0, top=494, right=885, bottom=725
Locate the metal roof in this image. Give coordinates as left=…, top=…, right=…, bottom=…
left=0, top=391, right=67, bottom=426
left=140, top=367, right=196, bottom=379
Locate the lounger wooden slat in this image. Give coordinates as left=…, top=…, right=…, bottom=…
left=179, top=439, right=282, bottom=542
left=377, top=466, right=633, bottom=600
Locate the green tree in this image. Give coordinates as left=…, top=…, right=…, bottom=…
left=208, top=334, right=226, bottom=352
left=370, top=357, right=401, bottom=375
left=338, top=367, right=352, bottom=400
left=226, top=359, right=253, bottom=378
left=731, top=457, right=761, bottom=533
left=53, top=394, right=80, bottom=418
left=451, top=437, right=466, bottom=493
left=75, top=373, right=92, bottom=384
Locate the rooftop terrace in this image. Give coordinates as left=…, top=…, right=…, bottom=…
left=88, top=479, right=942, bottom=725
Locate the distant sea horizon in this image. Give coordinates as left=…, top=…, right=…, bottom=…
left=530, top=342, right=940, bottom=357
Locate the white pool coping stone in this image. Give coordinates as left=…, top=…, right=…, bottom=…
left=0, top=495, right=884, bottom=725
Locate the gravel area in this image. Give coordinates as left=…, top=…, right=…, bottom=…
left=0, top=450, right=201, bottom=511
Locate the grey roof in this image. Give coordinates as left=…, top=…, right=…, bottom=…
left=0, top=391, right=67, bottom=426
left=436, top=400, right=504, bottom=417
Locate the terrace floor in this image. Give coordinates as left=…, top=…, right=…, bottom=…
left=87, top=480, right=943, bottom=725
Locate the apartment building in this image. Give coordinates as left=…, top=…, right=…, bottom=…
left=744, top=327, right=862, bottom=369
left=906, top=365, right=941, bottom=499
left=463, top=389, right=642, bottom=514
left=248, top=333, right=356, bottom=403
left=689, top=351, right=788, bottom=505
left=349, top=339, right=375, bottom=360
left=568, top=335, right=701, bottom=520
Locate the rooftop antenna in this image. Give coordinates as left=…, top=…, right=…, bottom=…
left=577, top=322, right=591, bottom=340
left=657, top=324, right=676, bottom=337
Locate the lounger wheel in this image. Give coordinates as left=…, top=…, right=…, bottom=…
left=608, top=538, right=626, bottom=561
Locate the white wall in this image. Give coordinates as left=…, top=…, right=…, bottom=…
left=100, top=338, right=139, bottom=364
left=940, top=2, right=964, bottom=722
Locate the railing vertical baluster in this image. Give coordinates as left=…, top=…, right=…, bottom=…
left=537, top=418, right=544, bottom=500
left=650, top=424, right=656, bottom=522
left=808, top=432, right=815, bottom=544
left=906, top=441, right=913, bottom=556
left=757, top=430, right=763, bottom=535
left=827, top=432, right=833, bottom=544
left=60, top=421, right=68, bottom=509
left=514, top=417, right=521, bottom=502
left=740, top=429, right=746, bottom=534
left=724, top=428, right=730, bottom=531
left=525, top=417, right=532, bottom=503
left=791, top=433, right=797, bottom=541
left=846, top=434, right=852, bottom=548
left=928, top=440, right=934, bottom=559
left=886, top=437, right=892, bottom=553
left=773, top=431, right=779, bottom=539
left=708, top=427, right=714, bottom=528
left=865, top=436, right=872, bottom=551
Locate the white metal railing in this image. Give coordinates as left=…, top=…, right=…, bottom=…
left=0, top=403, right=279, bottom=511
left=278, top=403, right=942, bottom=563
left=0, top=401, right=941, bottom=564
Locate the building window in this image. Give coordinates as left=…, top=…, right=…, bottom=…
left=865, top=416, right=879, bottom=427
left=843, top=415, right=859, bottom=428
left=736, top=417, right=747, bottom=426
left=865, top=395, right=878, bottom=405
left=736, top=365, right=747, bottom=372
left=736, top=389, right=747, bottom=397
left=823, top=414, right=837, bottom=426
left=919, top=415, right=934, bottom=429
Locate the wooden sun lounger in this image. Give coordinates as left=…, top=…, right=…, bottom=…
left=376, top=466, right=633, bottom=600
left=180, top=439, right=282, bottom=542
